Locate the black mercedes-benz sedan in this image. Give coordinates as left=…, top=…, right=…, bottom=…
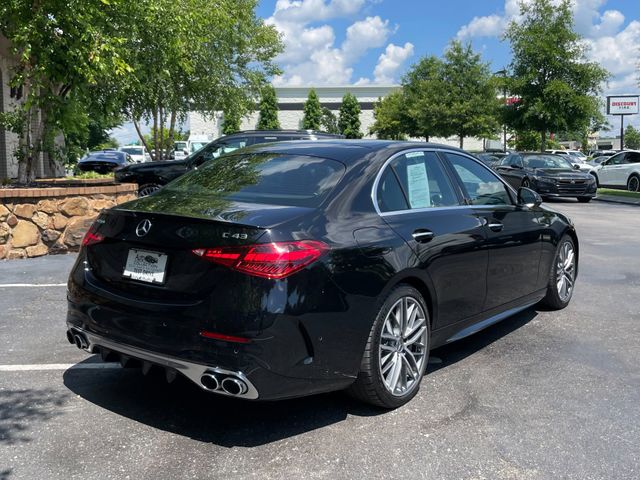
left=495, top=152, right=597, bottom=202
left=66, top=141, right=578, bottom=408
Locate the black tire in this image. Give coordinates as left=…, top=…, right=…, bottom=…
left=577, top=197, right=592, bottom=203
left=347, top=285, right=430, bottom=408
left=138, top=183, right=162, bottom=197
left=590, top=172, right=599, bottom=187
left=538, top=235, right=576, bottom=310
left=627, top=174, right=640, bottom=193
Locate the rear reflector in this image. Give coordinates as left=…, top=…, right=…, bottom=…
left=81, top=227, right=104, bottom=247
left=192, top=240, right=328, bottom=279
left=199, top=330, right=251, bottom=344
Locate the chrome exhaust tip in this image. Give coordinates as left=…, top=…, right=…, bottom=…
left=200, top=372, right=220, bottom=391
left=66, top=330, right=75, bottom=344
left=73, top=333, right=88, bottom=350
left=221, top=377, right=248, bottom=396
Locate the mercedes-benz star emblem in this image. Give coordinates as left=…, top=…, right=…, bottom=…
left=135, top=219, right=152, bottom=237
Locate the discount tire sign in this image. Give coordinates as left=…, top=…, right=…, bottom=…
left=607, top=95, right=639, bottom=115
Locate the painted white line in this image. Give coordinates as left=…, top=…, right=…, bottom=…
left=0, top=363, right=120, bottom=371
left=0, top=283, right=66, bottom=288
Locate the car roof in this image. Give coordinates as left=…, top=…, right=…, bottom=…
left=225, top=130, right=344, bottom=138
left=237, top=139, right=469, bottom=164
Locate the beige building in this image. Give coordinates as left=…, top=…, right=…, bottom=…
left=0, top=36, right=61, bottom=179
left=189, top=85, right=488, bottom=150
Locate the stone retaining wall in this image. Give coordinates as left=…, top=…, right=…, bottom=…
left=0, top=184, right=137, bottom=259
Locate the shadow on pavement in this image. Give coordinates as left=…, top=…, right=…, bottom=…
left=0, top=388, right=69, bottom=446
left=63, top=308, right=538, bottom=447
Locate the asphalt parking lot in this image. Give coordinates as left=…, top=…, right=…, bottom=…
left=1, top=200, right=639, bottom=480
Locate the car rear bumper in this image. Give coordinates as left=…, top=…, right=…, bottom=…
left=66, top=252, right=363, bottom=400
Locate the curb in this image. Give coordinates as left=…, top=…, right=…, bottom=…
left=593, top=195, right=640, bottom=206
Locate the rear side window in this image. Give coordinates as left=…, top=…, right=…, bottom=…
left=625, top=152, right=640, bottom=164
left=444, top=153, right=512, bottom=206
left=166, top=153, right=345, bottom=208
left=376, top=151, right=459, bottom=213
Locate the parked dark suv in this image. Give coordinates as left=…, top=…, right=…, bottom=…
left=115, top=130, right=344, bottom=196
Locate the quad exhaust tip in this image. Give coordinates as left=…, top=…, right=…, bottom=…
left=68, top=330, right=89, bottom=350
left=200, top=372, right=220, bottom=391
left=221, top=377, right=248, bottom=396
left=200, top=371, right=249, bottom=396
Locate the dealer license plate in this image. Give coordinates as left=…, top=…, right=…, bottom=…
left=123, top=249, right=168, bottom=284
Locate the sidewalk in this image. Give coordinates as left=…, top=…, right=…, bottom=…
left=593, top=194, right=640, bottom=206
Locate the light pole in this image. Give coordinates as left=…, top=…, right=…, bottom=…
left=494, top=69, right=508, bottom=152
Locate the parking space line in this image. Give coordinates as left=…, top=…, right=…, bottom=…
left=0, top=283, right=67, bottom=288
left=0, top=363, right=120, bottom=371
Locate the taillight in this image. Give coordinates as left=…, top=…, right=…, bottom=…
left=81, top=224, right=104, bottom=247
left=192, top=240, right=328, bottom=279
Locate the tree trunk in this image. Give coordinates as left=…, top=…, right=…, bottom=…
left=540, top=130, right=546, bottom=152
left=459, top=135, right=464, bottom=149
left=133, top=119, right=153, bottom=157
left=166, top=110, right=177, bottom=160
left=152, top=109, right=158, bottom=161
left=159, top=105, right=165, bottom=161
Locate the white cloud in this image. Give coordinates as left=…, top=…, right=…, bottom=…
left=457, top=14, right=506, bottom=39
left=374, top=42, right=415, bottom=84
left=584, top=20, right=640, bottom=78
left=267, top=1, right=396, bottom=85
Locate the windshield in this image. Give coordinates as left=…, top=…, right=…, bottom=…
left=523, top=155, right=574, bottom=169
left=120, top=147, right=143, bottom=155
left=174, top=142, right=188, bottom=150
left=165, top=153, right=345, bottom=208
left=567, top=152, right=586, bottom=160
left=190, top=142, right=208, bottom=154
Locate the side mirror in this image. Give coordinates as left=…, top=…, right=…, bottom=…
left=511, top=163, right=523, bottom=169
left=517, top=187, right=542, bottom=207
left=573, top=163, right=581, bottom=170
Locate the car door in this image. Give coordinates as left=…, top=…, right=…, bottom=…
left=495, top=155, right=525, bottom=189
left=598, top=152, right=626, bottom=186
left=441, top=152, right=543, bottom=311
left=622, top=152, right=640, bottom=183
left=375, top=149, right=488, bottom=329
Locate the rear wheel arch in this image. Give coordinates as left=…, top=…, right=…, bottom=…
left=385, top=274, right=435, bottom=330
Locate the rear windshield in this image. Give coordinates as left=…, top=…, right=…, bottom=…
left=165, top=153, right=345, bottom=207
left=81, top=152, right=124, bottom=162
left=120, top=147, right=143, bottom=155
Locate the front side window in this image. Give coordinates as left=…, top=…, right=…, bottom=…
left=607, top=153, right=626, bottom=165
left=376, top=151, right=459, bottom=213
left=444, top=153, right=512, bottom=206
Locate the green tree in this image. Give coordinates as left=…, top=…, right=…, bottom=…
left=369, top=92, right=407, bottom=140
left=504, top=0, right=609, bottom=152
left=624, top=125, right=640, bottom=150
left=302, top=88, right=322, bottom=130
left=0, top=0, right=134, bottom=183
left=338, top=93, right=362, bottom=139
left=118, top=0, right=282, bottom=161
left=439, top=41, right=500, bottom=148
left=222, top=109, right=243, bottom=135
left=321, top=108, right=340, bottom=134
left=256, top=85, right=281, bottom=130
left=401, top=56, right=448, bottom=141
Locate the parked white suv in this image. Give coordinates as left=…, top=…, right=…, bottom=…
left=546, top=149, right=594, bottom=173
left=118, top=145, right=151, bottom=163
left=593, top=150, right=640, bottom=191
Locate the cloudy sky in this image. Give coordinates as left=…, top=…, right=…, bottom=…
left=112, top=0, right=639, bottom=143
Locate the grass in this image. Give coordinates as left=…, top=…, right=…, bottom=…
left=67, top=171, right=114, bottom=180
left=597, top=188, right=640, bottom=199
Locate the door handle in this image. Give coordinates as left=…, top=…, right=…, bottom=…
left=412, top=229, right=435, bottom=243
left=487, top=221, right=504, bottom=232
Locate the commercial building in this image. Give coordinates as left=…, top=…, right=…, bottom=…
left=189, top=85, right=488, bottom=151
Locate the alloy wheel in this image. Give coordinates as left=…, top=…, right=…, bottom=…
left=138, top=184, right=161, bottom=197
left=379, top=296, right=428, bottom=397
left=628, top=176, right=640, bottom=192
left=556, top=241, right=575, bottom=302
